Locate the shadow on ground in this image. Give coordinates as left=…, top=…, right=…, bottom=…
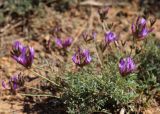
left=23, top=97, right=66, bottom=114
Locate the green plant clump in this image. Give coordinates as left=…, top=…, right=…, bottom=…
left=63, top=64, right=138, bottom=113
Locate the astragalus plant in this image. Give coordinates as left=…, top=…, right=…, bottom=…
left=2, top=5, right=160, bottom=114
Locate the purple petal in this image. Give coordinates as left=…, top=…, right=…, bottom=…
left=140, top=18, right=146, bottom=25
left=9, top=75, right=18, bottom=90
left=136, top=17, right=146, bottom=26
left=131, top=24, right=136, bottom=34
left=2, top=80, right=6, bottom=89
left=13, top=41, right=23, bottom=51
left=72, top=48, right=92, bottom=66
left=55, top=38, right=63, bottom=48
left=138, top=26, right=150, bottom=39
left=63, top=38, right=72, bottom=48
left=12, top=41, right=34, bottom=68
left=105, top=31, right=117, bottom=44
left=72, top=54, right=80, bottom=65
left=119, top=57, right=136, bottom=76
left=84, top=50, right=92, bottom=63
left=132, top=17, right=153, bottom=40
left=14, top=47, right=28, bottom=67
left=141, top=28, right=148, bottom=37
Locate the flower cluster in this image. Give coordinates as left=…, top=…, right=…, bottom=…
left=105, top=31, right=117, bottom=44
left=132, top=17, right=153, bottom=40
left=11, top=41, right=34, bottom=68
left=72, top=48, right=92, bottom=67
left=2, top=73, right=25, bottom=92
left=119, top=57, right=136, bottom=76
left=55, top=37, right=72, bottom=49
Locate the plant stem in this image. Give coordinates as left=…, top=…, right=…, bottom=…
left=20, top=93, right=60, bottom=98
left=32, top=70, right=60, bottom=87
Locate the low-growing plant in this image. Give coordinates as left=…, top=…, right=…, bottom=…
left=63, top=63, right=139, bottom=113
left=1, top=4, right=160, bottom=114
left=0, top=0, right=40, bottom=16
left=136, top=38, right=160, bottom=104
left=0, top=0, right=42, bottom=24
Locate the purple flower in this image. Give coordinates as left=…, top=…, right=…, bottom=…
left=55, top=38, right=72, bottom=49
left=17, top=47, right=34, bottom=68
left=119, top=57, right=136, bottom=76
left=72, top=48, right=92, bottom=67
left=132, top=17, right=153, bottom=40
left=137, top=17, right=146, bottom=26
left=63, top=38, right=72, bottom=48
left=9, top=75, right=18, bottom=90
left=11, top=41, right=23, bottom=57
left=55, top=38, right=63, bottom=48
left=2, top=73, right=24, bottom=91
left=11, top=41, right=34, bottom=68
left=105, top=31, right=117, bottom=44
